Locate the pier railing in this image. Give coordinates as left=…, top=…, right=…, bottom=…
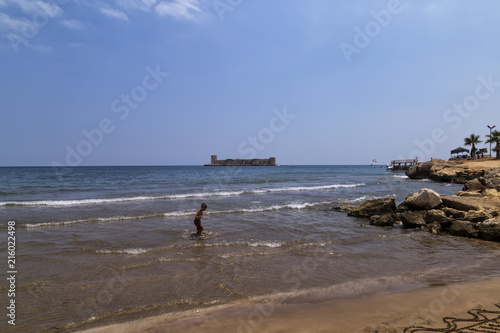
left=389, top=159, right=418, bottom=170
left=390, top=159, right=418, bottom=164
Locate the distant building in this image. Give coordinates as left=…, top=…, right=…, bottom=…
left=205, top=155, right=277, bottom=166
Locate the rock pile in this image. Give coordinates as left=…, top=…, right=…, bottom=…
left=406, top=159, right=500, bottom=199
left=336, top=188, right=500, bottom=242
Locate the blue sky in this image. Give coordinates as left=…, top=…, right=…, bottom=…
left=1, top=0, right=499, bottom=166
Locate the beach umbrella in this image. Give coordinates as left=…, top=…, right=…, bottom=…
left=450, top=147, right=469, bottom=157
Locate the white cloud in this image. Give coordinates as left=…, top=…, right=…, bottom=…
left=155, top=0, right=201, bottom=20
left=100, top=7, right=129, bottom=21
left=6, top=0, right=62, bottom=17
left=35, top=1, right=62, bottom=17
left=61, top=19, right=86, bottom=30
left=0, top=13, right=30, bottom=32
left=117, top=0, right=158, bottom=11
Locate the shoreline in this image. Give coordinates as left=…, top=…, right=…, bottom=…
left=78, top=277, right=500, bottom=333
left=336, top=158, right=500, bottom=242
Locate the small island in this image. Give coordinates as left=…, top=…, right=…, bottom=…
left=204, top=155, right=277, bottom=166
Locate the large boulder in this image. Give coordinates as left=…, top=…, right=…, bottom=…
left=449, top=220, right=478, bottom=238
left=404, top=188, right=442, bottom=210
left=406, top=161, right=435, bottom=179
left=478, top=219, right=500, bottom=241
left=398, top=211, right=426, bottom=229
left=348, top=198, right=396, bottom=218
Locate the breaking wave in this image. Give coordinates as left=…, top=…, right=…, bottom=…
left=1, top=184, right=363, bottom=207
left=21, top=201, right=330, bottom=228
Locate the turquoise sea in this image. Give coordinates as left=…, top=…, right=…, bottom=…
left=1, top=165, right=500, bottom=332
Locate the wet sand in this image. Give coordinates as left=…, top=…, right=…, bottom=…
left=79, top=277, right=500, bottom=333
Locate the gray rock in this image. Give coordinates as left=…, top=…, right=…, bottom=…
left=331, top=205, right=357, bottom=213
left=482, top=188, right=500, bottom=198
left=370, top=213, right=398, bottom=227
left=396, top=201, right=410, bottom=213
left=478, top=219, right=500, bottom=242
left=406, top=161, right=434, bottom=179
left=441, top=196, right=481, bottom=212
left=398, top=211, right=426, bottom=229
left=449, top=220, right=478, bottom=238
left=441, top=207, right=466, bottom=219
left=456, top=190, right=482, bottom=197
left=404, top=188, right=442, bottom=210
left=464, top=210, right=493, bottom=223
left=486, top=210, right=499, bottom=217
left=425, top=209, right=448, bottom=224
left=348, top=198, right=396, bottom=218
left=426, top=222, right=442, bottom=235
left=463, top=178, right=485, bottom=191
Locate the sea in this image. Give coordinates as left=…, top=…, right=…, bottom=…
left=1, top=165, right=500, bottom=332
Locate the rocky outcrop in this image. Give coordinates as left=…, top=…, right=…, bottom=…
left=341, top=191, right=500, bottom=243
left=347, top=197, right=396, bottom=218
left=405, top=159, right=488, bottom=184
left=406, top=160, right=500, bottom=200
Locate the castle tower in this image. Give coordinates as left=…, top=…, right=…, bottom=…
left=211, top=155, right=218, bottom=165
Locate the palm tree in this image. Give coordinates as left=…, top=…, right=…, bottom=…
left=464, top=134, right=482, bottom=159
left=486, top=129, right=500, bottom=159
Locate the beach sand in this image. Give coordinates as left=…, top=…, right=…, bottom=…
left=79, top=277, right=500, bottom=333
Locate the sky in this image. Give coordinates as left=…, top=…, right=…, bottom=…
left=1, top=0, right=499, bottom=166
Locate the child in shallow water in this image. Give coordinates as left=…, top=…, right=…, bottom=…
left=194, top=203, right=207, bottom=236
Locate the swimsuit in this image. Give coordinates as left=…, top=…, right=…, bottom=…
left=194, top=218, right=203, bottom=233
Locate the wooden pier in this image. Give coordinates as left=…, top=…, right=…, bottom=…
left=388, top=159, right=418, bottom=170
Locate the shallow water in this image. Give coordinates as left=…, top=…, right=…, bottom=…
left=1, top=165, right=499, bottom=332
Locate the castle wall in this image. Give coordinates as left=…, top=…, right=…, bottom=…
left=205, top=155, right=277, bottom=166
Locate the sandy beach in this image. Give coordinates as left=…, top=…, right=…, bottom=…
left=79, top=277, right=500, bottom=333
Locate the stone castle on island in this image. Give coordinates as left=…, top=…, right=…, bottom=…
left=204, top=155, right=277, bottom=166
